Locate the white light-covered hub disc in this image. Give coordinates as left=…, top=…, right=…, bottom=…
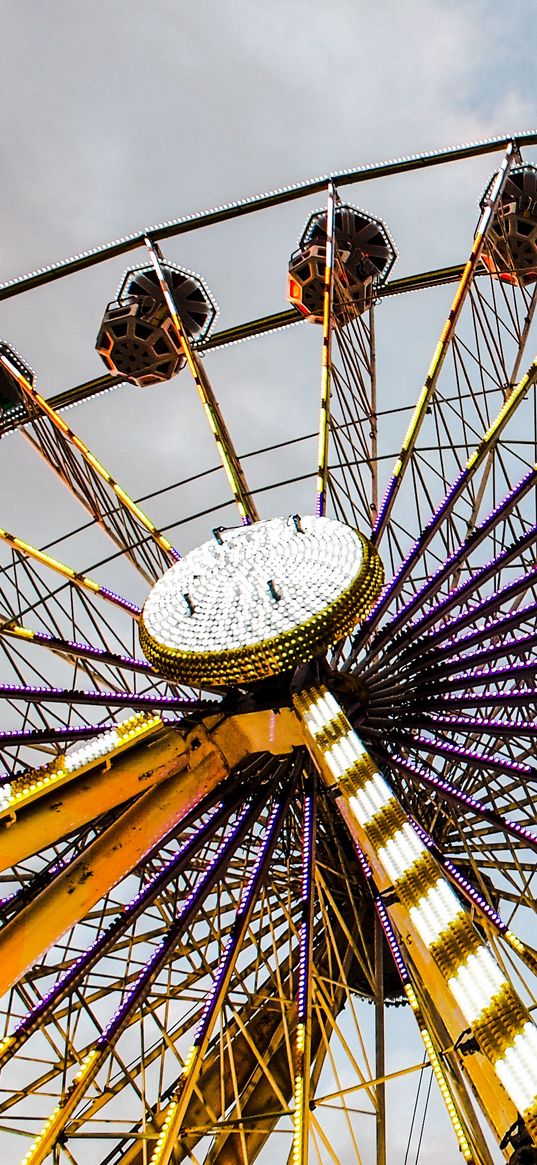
left=140, top=515, right=383, bottom=686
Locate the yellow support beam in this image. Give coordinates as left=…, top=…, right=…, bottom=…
left=0, top=526, right=139, bottom=614
left=316, top=182, right=336, bottom=518
left=144, top=238, right=259, bottom=525
left=0, top=708, right=300, bottom=996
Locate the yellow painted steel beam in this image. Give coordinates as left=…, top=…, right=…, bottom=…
left=0, top=351, right=177, bottom=563
left=294, top=688, right=537, bottom=1152
left=316, top=182, right=336, bottom=518
left=144, top=238, right=259, bottom=525
left=0, top=526, right=139, bottom=614
left=0, top=708, right=300, bottom=997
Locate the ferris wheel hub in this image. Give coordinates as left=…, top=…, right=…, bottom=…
left=139, top=515, right=383, bottom=686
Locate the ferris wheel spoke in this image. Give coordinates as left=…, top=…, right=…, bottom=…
left=132, top=776, right=295, bottom=1165
left=369, top=880, right=492, bottom=1165
left=409, top=817, right=537, bottom=980
left=295, top=685, right=537, bottom=1152
left=383, top=529, right=537, bottom=664
left=0, top=527, right=140, bottom=616
left=386, top=751, right=537, bottom=854
left=0, top=621, right=155, bottom=676
left=0, top=680, right=214, bottom=713
left=291, top=773, right=316, bottom=1165
left=430, top=658, right=537, bottom=692
left=0, top=351, right=179, bottom=583
left=144, top=237, right=259, bottom=526
left=419, top=628, right=537, bottom=676
left=353, top=461, right=537, bottom=667
left=416, top=710, right=537, bottom=740
left=350, top=352, right=537, bottom=651
left=372, top=143, right=517, bottom=548
left=401, top=730, right=536, bottom=784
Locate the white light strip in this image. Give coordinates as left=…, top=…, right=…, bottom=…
left=64, top=729, right=120, bottom=771
left=348, top=772, right=393, bottom=826
left=323, top=741, right=348, bottom=779
left=319, top=689, right=342, bottom=720
left=378, top=821, right=426, bottom=882
left=495, top=1023, right=537, bottom=1113
left=448, top=948, right=507, bottom=1025
left=409, top=879, right=464, bottom=947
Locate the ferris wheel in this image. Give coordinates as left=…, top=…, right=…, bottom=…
left=0, top=132, right=537, bottom=1165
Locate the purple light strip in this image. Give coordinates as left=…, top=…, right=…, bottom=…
left=441, top=657, right=537, bottom=688
left=0, top=682, right=215, bottom=712
left=441, top=689, right=537, bottom=710
left=0, top=723, right=125, bottom=748
left=1, top=627, right=153, bottom=673
left=429, top=629, right=537, bottom=677
left=0, top=787, right=242, bottom=1068
left=80, top=790, right=266, bottom=1066
left=365, top=467, right=537, bottom=655
left=99, top=586, right=141, bottom=616
left=408, top=731, right=535, bottom=780
left=374, top=896, right=412, bottom=987
left=349, top=833, right=412, bottom=985
left=416, top=710, right=537, bottom=740
left=397, top=552, right=537, bottom=666
left=410, top=818, right=507, bottom=933
left=297, top=776, right=316, bottom=1027
left=351, top=520, right=537, bottom=677
left=426, top=600, right=537, bottom=657
left=409, top=535, right=537, bottom=642
left=372, top=476, right=398, bottom=545
left=15, top=792, right=263, bottom=1143
left=390, top=751, right=537, bottom=852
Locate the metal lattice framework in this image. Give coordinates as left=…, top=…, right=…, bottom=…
left=0, top=133, right=537, bottom=1165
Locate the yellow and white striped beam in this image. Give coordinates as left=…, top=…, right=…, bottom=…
left=294, top=687, right=537, bottom=1149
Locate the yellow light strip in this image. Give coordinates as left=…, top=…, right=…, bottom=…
left=295, top=686, right=537, bottom=1141
left=375, top=142, right=516, bottom=532
left=0, top=353, right=177, bottom=559
left=1, top=713, right=162, bottom=818
left=20, top=1049, right=98, bottom=1165
left=316, top=181, right=336, bottom=518
left=466, top=357, right=537, bottom=470
left=420, top=1027, right=473, bottom=1160
left=144, top=238, right=259, bottom=525
left=0, top=527, right=99, bottom=592
left=292, top=1021, right=308, bottom=1165
left=0, top=526, right=137, bottom=614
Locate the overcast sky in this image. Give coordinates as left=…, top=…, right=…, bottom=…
left=1, top=4, right=536, bottom=1163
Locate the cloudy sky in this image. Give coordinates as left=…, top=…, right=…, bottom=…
left=0, top=3, right=536, bottom=1163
